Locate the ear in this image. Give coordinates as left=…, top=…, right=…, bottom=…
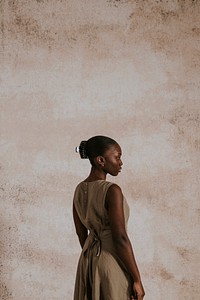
left=96, top=156, right=105, bottom=166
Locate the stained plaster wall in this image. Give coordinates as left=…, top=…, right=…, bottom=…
left=0, top=0, right=200, bottom=299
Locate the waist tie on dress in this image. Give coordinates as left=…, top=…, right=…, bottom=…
left=83, top=232, right=101, bottom=257
left=82, top=232, right=101, bottom=299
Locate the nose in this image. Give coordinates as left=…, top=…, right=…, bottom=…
left=120, top=159, right=123, bottom=166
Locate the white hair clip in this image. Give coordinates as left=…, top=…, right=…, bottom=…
left=75, top=146, right=79, bottom=153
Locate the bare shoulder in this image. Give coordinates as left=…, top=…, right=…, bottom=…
left=105, top=183, right=123, bottom=208
left=107, top=183, right=122, bottom=196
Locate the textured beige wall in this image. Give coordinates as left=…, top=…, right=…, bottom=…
left=0, top=0, right=200, bottom=299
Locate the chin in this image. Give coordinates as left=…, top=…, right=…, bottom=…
left=112, top=172, right=119, bottom=177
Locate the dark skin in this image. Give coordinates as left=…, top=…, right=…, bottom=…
left=73, top=143, right=145, bottom=300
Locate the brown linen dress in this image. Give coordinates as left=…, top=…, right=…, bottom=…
left=73, top=180, right=132, bottom=300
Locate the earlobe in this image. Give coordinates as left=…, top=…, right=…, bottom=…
left=97, top=156, right=105, bottom=166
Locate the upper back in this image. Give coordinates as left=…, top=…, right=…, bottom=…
left=73, top=180, right=113, bottom=232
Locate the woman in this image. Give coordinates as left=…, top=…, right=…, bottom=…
left=73, top=136, right=145, bottom=300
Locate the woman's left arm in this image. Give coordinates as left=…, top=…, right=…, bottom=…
left=73, top=203, right=88, bottom=248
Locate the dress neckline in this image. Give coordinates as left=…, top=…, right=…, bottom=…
left=83, top=179, right=105, bottom=183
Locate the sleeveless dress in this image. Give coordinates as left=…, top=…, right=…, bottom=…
left=73, top=180, right=132, bottom=300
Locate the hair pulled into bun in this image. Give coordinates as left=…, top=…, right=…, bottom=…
left=75, top=136, right=118, bottom=164
left=75, top=141, right=88, bottom=159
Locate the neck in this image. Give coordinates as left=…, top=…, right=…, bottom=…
left=85, top=166, right=106, bottom=181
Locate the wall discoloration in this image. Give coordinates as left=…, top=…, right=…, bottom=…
left=0, top=0, right=200, bottom=299
left=160, top=268, right=174, bottom=281
left=0, top=284, right=13, bottom=300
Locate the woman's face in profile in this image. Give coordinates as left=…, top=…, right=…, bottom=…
left=102, top=143, right=123, bottom=176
